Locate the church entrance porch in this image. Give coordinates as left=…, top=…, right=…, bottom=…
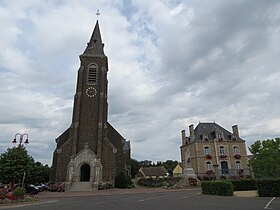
left=65, top=144, right=102, bottom=191
left=80, top=164, right=91, bottom=182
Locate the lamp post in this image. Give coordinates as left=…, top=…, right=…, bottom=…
left=11, top=133, right=29, bottom=189
left=12, top=133, right=29, bottom=147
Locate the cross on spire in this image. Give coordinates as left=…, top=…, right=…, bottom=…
left=96, top=9, right=100, bottom=20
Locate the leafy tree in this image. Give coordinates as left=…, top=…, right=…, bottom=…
left=139, top=160, right=153, bottom=167
left=131, top=159, right=141, bottom=178
left=0, top=146, right=35, bottom=184
left=0, top=146, right=50, bottom=184
left=33, top=162, right=50, bottom=183
left=157, top=160, right=178, bottom=175
left=249, top=138, right=280, bottom=179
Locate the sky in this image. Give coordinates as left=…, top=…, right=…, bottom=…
left=0, top=0, right=280, bottom=166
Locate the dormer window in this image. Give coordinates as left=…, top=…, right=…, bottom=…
left=88, top=64, right=98, bottom=84
left=218, top=133, right=223, bottom=141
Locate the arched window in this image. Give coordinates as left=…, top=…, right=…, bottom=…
left=206, top=161, right=212, bottom=171
left=219, top=146, right=225, bottom=155
left=233, top=146, right=240, bottom=155
left=204, top=146, right=211, bottom=155
left=88, top=64, right=98, bottom=84
left=236, top=161, right=241, bottom=170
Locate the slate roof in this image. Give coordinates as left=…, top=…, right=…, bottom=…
left=193, top=122, right=244, bottom=142
left=139, top=166, right=168, bottom=177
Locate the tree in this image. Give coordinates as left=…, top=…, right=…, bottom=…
left=0, top=146, right=50, bottom=184
left=157, top=160, right=178, bottom=175
left=249, top=138, right=280, bottom=179
left=33, top=162, right=50, bottom=183
left=131, top=159, right=141, bottom=178
left=0, top=146, right=35, bottom=184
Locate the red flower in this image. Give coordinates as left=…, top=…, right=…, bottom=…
left=206, top=170, right=214, bottom=175
left=206, top=154, right=212, bottom=159
left=234, top=154, right=241, bottom=159
left=220, top=154, right=227, bottom=159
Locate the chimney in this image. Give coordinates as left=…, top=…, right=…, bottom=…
left=232, top=125, right=239, bottom=138
left=181, top=130, right=186, bottom=145
left=189, top=124, right=194, bottom=141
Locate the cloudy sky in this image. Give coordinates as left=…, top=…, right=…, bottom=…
left=1, top=0, right=280, bottom=165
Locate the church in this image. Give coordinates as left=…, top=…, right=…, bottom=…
left=50, top=20, right=131, bottom=191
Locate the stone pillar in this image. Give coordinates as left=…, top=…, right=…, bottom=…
left=189, top=124, right=194, bottom=142
left=232, top=125, right=239, bottom=138
left=181, top=130, right=186, bottom=145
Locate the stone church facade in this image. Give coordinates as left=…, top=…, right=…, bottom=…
left=50, top=20, right=131, bottom=191
left=180, top=122, right=249, bottom=179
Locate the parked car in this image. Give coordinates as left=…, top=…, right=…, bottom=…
left=35, top=183, right=45, bottom=192
left=24, top=184, right=39, bottom=194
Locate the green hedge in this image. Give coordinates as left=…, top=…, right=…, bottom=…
left=231, top=179, right=257, bottom=191
left=202, top=181, right=233, bottom=196
left=257, top=179, right=280, bottom=197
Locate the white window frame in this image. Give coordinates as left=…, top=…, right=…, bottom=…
left=219, top=146, right=225, bottom=155
left=233, top=146, right=240, bottom=155
left=236, top=161, right=242, bottom=170
left=206, top=161, right=212, bottom=171
left=204, top=146, right=211, bottom=155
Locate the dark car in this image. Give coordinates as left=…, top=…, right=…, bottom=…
left=24, top=184, right=39, bottom=194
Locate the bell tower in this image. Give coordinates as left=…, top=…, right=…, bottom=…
left=50, top=20, right=131, bottom=191
left=70, top=20, right=108, bottom=157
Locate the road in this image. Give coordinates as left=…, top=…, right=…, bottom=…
left=1, top=189, right=279, bottom=210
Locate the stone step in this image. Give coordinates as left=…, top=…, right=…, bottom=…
left=69, top=182, right=97, bottom=191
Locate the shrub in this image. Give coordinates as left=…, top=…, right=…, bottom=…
left=12, top=187, right=26, bottom=197
left=202, top=181, right=233, bottom=196
left=257, top=179, right=280, bottom=197
left=231, top=179, right=257, bottom=191
left=137, top=177, right=181, bottom=188
left=115, top=172, right=129, bottom=189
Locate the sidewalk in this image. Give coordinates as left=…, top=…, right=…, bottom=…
left=38, top=187, right=201, bottom=199
left=233, top=190, right=258, bottom=197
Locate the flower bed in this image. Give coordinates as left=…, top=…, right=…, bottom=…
left=0, top=187, right=39, bottom=205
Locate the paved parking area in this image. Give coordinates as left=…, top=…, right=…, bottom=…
left=0, top=188, right=278, bottom=210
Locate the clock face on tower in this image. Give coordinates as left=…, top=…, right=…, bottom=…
left=86, top=87, right=97, bottom=97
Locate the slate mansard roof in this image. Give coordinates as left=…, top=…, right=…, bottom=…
left=193, top=122, right=245, bottom=142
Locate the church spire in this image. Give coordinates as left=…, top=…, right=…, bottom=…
left=83, top=20, right=105, bottom=56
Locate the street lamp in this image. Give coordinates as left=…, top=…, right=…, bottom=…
left=12, top=133, right=29, bottom=146
left=11, top=133, right=29, bottom=188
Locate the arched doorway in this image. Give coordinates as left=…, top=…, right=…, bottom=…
left=221, top=161, right=229, bottom=175
left=80, top=164, right=90, bottom=181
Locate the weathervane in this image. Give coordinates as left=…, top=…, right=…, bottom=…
left=96, top=9, right=101, bottom=20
